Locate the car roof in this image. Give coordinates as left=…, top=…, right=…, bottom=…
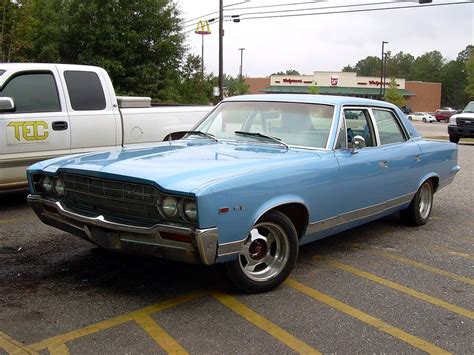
left=224, top=94, right=398, bottom=109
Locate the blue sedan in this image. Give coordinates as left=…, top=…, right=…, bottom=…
left=27, top=95, right=460, bottom=293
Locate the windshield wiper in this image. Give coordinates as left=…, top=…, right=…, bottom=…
left=185, top=131, right=218, bottom=142
left=234, top=131, right=289, bottom=149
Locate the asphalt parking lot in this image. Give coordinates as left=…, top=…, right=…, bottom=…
left=1, top=123, right=473, bottom=354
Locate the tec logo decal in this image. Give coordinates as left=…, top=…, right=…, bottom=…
left=7, top=121, right=49, bottom=142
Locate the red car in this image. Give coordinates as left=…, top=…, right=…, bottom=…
left=434, top=109, right=456, bottom=122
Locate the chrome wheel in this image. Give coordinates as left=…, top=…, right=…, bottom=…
left=418, top=182, right=433, bottom=220
left=238, top=222, right=290, bottom=282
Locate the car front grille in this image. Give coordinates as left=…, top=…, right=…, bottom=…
left=59, top=173, right=162, bottom=227
left=458, top=117, right=474, bottom=127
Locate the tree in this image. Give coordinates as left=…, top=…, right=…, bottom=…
left=384, top=77, right=405, bottom=107
left=350, top=56, right=381, bottom=76
left=440, top=59, right=468, bottom=108
left=308, top=82, right=319, bottom=94
left=465, top=52, right=474, bottom=99
left=224, top=75, right=249, bottom=97
left=385, top=51, right=415, bottom=79
left=457, top=45, right=474, bottom=63
left=273, top=69, right=300, bottom=75
left=410, top=51, right=445, bottom=82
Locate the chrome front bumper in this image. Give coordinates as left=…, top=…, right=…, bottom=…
left=28, top=195, right=218, bottom=265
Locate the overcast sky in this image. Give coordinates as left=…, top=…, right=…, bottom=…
left=177, top=0, right=473, bottom=77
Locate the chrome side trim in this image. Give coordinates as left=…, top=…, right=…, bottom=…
left=306, top=192, right=415, bottom=235
left=218, top=239, right=246, bottom=257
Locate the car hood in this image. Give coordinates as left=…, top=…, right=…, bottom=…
left=451, top=112, right=474, bottom=119
left=31, top=141, right=321, bottom=194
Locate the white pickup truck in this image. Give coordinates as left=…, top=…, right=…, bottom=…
left=0, top=63, right=212, bottom=190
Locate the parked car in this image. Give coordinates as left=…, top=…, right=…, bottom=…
left=434, top=109, right=456, bottom=122
left=0, top=63, right=211, bottom=190
left=27, top=95, right=460, bottom=293
left=448, top=101, right=474, bottom=143
left=407, top=112, right=436, bottom=123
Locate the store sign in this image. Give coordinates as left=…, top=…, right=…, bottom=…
left=368, top=80, right=399, bottom=87
left=282, top=78, right=302, bottom=84
left=330, top=76, right=339, bottom=86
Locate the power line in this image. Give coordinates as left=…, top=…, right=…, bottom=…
left=238, top=1, right=473, bottom=21
left=182, top=0, right=248, bottom=24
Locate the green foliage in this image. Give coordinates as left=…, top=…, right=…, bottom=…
left=351, top=56, right=381, bottom=76
left=440, top=59, right=468, bottom=108
left=308, top=82, right=319, bottom=94
left=465, top=52, right=474, bottom=99
left=410, top=50, right=445, bottom=82
left=385, top=51, right=415, bottom=78
left=273, top=69, right=301, bottom=75
left=224, top=75, right=249, bottom=97
left=384, top=77, right=405, bottom=107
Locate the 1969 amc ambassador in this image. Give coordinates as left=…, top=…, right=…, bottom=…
left=27, top=95, right=459, bottom=292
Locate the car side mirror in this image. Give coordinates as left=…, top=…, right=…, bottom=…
left=0, top=97, right=15, bottom=112
left=351, top=135, right=366, bottom=154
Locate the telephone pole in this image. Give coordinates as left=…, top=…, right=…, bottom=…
left=218, top=0, right=224, bottom=101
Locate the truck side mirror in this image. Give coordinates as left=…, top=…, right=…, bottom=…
left=0, top=97, right=15, bottom=112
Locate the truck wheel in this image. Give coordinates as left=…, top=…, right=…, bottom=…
left=449, top=136, right=460, bottom=143
left=225, top=210, right=298, bottom=293
left=400, top=180, right=433, bottom=226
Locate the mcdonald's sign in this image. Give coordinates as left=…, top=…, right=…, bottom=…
left=195, top=20, right=211, bottom=35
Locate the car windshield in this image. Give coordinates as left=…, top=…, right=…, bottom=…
left=0, top=70, right=4, bottom=76
left=463, top=102, right=474, bottom=113
left=195, top=101, right=335, bottom=149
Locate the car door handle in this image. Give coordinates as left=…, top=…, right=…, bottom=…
left=52, top=121, right=68, bottom=131
left=414, top=154, right=422, bottom=162
left=378, top=160, right=389, bottom=168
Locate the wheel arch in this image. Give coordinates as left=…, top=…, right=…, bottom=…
left=418, top=173, right=440, bottom=193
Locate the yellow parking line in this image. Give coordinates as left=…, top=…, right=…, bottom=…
left=329, top=261, right=474, bottom=320
left=133, top=312, right=188, bottom=354
left=212, top=291, right=321, bottom=354
left=48, top=343, right=69, bottom=355
left=0, top=216, right=35, bottom=225
left=285, top=279, right=450, bottom=355
left=366, top=249, right=474, bottom=286
left=29, top=292, right=204, bottom=352
left=0, top=332, right=38, bottom=355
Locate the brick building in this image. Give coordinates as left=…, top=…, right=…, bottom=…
left=245, top=72, right=441, bottom=112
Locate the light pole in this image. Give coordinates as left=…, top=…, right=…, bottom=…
left=238, top=48, right=245, bottom=81
left=380, top=41, right=388, bottom=99
left=218, top=0, right=224, bottom=101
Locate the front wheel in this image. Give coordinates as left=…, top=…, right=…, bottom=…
left=449, top=135, right=460, bottom=143
left=225, top=210, right=298, bottom=293
left=422, top=117, right=427, bottom=123
left=408, top=116, right=412, bottom=120
left=400, top=180, right=434, bottom=226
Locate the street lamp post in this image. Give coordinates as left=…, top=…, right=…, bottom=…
left=380, top=41, right=388, bottom=99
left=238, top=48, right=245, bottom=81
left=218, top=0, right=224, bottom=101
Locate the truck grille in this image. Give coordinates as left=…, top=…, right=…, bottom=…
left=458, top=117, right=474, bottom=127
left=59, top=173, right=162, bottom=227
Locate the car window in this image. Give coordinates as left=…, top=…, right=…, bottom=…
left=372, top=109, right=406, bottom=145
left=0, top=72, right=61, bottom=113
left=64, top=70, right=106, bottom=111
left=335, top=114, right=347, bottom=149
left=197, top=101, right=335, bottom=148
left=343, top=109, right=376, bottom=147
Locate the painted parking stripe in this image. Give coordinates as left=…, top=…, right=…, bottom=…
left=364, top=248, right=474, bottom=286
left=0, top=216, right=35, bottom=225
left=0, top=331, right=38, bottom=355
left=212, top=291, right=321, bottom=354
left=48, top=343, right=69, bottom=355
left=285, top=279, right=450, bottom=355
left=133, top=312, right=188, bottom=354
left=29, top=292, right=205, bottom=352
left=329, top=261, right=474, bottom=320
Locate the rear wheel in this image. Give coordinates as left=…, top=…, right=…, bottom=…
left=400, top=180, right=434, bottom=226
left=449, top=136, right=460, bottom=143
left=225, top=210, right=298, bottom=293
left=408, top=116, right=412, bottom=120
left=422, top=117, right=427, bottom=123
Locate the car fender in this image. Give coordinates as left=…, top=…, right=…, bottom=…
left=417, top=172, right=439, bottom=192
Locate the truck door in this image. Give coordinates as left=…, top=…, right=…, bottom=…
left=58, top=68, right=120, bottom=154
left=0, top=69, right=70, bottom=187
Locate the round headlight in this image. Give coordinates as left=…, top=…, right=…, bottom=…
left=41, top=175, right=53, bottom=194
left=183, top=199, right=197, bottom=221
left=160, top=196, right=178, bottom=218
left=53, top=178, right=65, bottom=196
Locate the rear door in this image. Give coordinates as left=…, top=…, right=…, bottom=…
left=58, top=67, right=120, bottom=154
left=0, top=69, right=70, bottom=185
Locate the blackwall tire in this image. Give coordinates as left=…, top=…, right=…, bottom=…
left=449, top=136, right=460, bottom=143
left=225, top=210, right=298, bottom=293
left=400, top=180, right=434, bottom=226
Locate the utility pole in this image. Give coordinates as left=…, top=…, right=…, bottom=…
left=238, top=48, right=245, bottom=81
left=218, top=0, right=224, bottom=101
left=379, top=41, right=388, bottom=99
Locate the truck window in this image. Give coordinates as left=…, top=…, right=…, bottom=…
left=0, top=72, right=60, bottom=113
left=64, top=71, right=106, bottom=111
